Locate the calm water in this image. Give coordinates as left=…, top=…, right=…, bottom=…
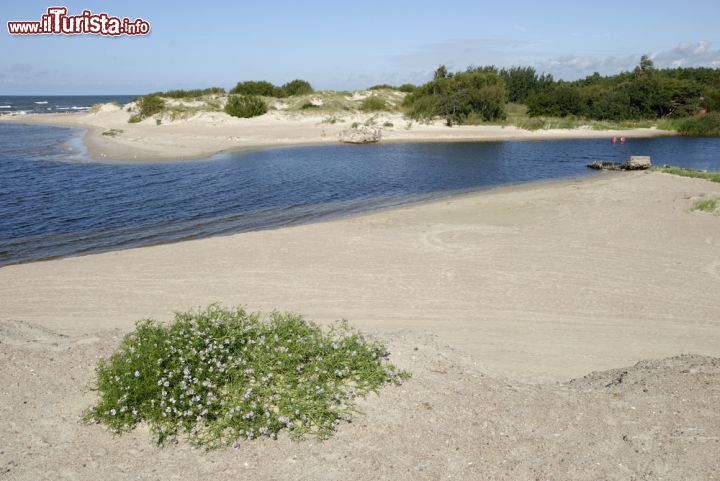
left=1, top=123, right=720, bottom=267
left=0, top=95, right=137, bottom=115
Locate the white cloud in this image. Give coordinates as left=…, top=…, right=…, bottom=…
left=389, top=37, right=546, bottom=80
left=390, top=39, right=720, bottom=83
left=530, top=42, right=720, bottom=79
left=651, top=41, right=720, bottom=68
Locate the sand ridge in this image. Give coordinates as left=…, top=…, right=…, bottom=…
left=0, top=107, right=671, bottom=162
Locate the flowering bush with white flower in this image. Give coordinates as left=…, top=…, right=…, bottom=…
left=84, top=305, right=409, bottom=448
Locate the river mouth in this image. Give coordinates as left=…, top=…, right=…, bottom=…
left=2, top=124, right=720, bottom=267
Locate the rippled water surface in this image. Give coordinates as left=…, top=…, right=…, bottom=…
left=1, top=123, right=719, bottom=266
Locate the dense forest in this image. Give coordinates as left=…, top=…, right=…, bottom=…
left=401, top=56, right=720, bottom=134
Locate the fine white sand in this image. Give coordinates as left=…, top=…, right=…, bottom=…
left=1, top=105, right=671, bottom=162
left=1, top=171, right=718, bottom=381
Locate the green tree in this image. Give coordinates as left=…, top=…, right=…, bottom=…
left=434, top=65, right=449, bottom=80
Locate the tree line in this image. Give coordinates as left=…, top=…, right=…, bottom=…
left=403, top=57, right=720, bottom=125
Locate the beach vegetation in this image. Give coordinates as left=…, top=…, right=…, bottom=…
left=101, top=129, right=124, bottom=137
left=154, top=87, right=225, bottom=99
left=368, top=84, right=396, bottom=91
left=230, top=80, right=278, bottom=97
left=230, top=80, right=314, bottom=98
left=367, top=84, right=416, bottom=93
left=281, top=79, right=314, bottom=97
left=299, top=102, right=319, bottom=110
left=224, top=95, right=268, bottom=118
left=128, top=94, right=165, bottom=123
left=404, top=67, right=507, bottom=123
left=499, top=66, right=555, bottom=103
left=434, top=65, right=449, bottom=80
left=524, top=57, right=715, bottom=123
left=83, top=305, right=408, bottom=448
left=360, top=96, right=388, bottom=112
left=673, top=112, right=720, bottom=136
left=652, top=166, right=720, bottom=183
left=383, top=121, right=394, bottom=127
left=692, top=197, right=720, bottom=214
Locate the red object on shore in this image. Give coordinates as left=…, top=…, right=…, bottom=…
left=611, top=136, right=617, bottom=143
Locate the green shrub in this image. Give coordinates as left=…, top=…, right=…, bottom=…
left=368, top=84, right=395, bottom=91
left=703, top=87, right=720, bottom=112
left=398, top=83, right=417, bottom=93
left=224, top=95, right=268, bottom=118
left=230, top=81, right=278, bottom=97
left=281, top=79, right=313, bottom=96
left=84, top=305, right=408, bottom=448
left=101, top=129, right=124, bottom=137
left=299, top=102, right=319, bottom=110
left=155, top=87, right=225, bottom=99
left=404, top=69, right=507, bottom=123
left=130, top=94, right=165, bottom=122
left=673, top=113, right=720, bottom=136
left=230, top=80, right=313, bottom=98
left=513, top=117, right=544, bottom=130
left=359, top=96, right=388, bottom=112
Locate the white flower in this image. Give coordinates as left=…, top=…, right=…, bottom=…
left=134, top=370, right=140, bottom=377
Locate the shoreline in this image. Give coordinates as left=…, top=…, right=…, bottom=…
left=1, top=170, right=718, bottom=382
left=0, top=170, right=613, bottom=268
left=1, top=110, right=675, bottom=162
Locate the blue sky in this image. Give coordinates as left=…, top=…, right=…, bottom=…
left=2, top=0, right=720, bottom=94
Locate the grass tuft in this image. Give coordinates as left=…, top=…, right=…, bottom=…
left=652, top=166, right=720, bottom=183
left=101, top=129, right=124, bottom=137
left=673, top=113, right=720, bottom=136
left=84, top=305, right=408, bottom=448
left=692, top=197, right=720, bottom=214
left=359, top=96, right=388, bottom=112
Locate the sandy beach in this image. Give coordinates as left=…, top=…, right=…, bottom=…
left=2, top=170, right=719, bottom=479
left=0, top=105, right=672, bottom=162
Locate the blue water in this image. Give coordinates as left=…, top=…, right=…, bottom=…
left=0, top=95, right=137, bottom=115
left=1, top=123, right=720, bottom=267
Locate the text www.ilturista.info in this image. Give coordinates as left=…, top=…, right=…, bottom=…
left=7, top=7, right=150, bottom=36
